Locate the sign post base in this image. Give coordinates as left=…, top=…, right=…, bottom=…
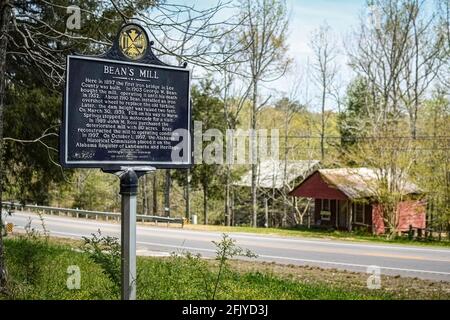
left=118, top=167, right=155, bottom=300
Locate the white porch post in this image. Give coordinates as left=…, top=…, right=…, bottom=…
left=348, top=200, right=353, bottom=232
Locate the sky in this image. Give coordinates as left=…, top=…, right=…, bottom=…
left=272, top=0, right=367, bottom=103
left=287, top=0, right=364, bottom=62
left=183, top=0, right=369, bottom=107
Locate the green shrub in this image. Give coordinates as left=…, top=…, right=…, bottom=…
left=137, top=252, right=214, bottom=299
left=5, top=235, right=51, bottom=285
left=4, top=236, right=116, bottom=300
left=81, top=231, right=121, bottom=297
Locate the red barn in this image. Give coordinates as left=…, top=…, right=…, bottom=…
left=289, top=168, right=426, bottom=234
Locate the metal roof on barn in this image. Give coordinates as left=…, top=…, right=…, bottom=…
left=311, top=168, right=421, bottom=199
left=234, top=159, right=321, bottom=189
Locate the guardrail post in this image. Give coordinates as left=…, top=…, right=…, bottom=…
left=119, top=169, right=138, bottom=301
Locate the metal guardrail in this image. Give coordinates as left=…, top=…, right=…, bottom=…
left=1, top=201, right=184, bottom=227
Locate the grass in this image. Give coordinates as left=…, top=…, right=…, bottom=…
left=182, top=224, right=450, bottom=247
left=1, top=235, right=449, bottom=300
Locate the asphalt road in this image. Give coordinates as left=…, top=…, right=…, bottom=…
left=5, top=211, right=450, bottom=282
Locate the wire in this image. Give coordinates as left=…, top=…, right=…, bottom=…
left=279, top=135, right=450, bottom=140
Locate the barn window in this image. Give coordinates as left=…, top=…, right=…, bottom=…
left=321, top=199, right=330, bottom=211
left=320, top=199, right=331, bottom=221
left=353, top=203, right=364, bottom=224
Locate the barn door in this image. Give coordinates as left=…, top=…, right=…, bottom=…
left=338, top=200, right=348, bottom=229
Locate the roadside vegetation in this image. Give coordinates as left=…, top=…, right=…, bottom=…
left=1, top=233, right=449, bottom=300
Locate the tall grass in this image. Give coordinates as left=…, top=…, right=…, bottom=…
left=1, top=235, right=393, bottom=300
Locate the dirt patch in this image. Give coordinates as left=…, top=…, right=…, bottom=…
left=227, top=260, right=450, bottom=300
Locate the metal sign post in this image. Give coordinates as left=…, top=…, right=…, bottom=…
left=116, top=167, right=155, bottom=300
left=119, top=168, right=138, bottom=300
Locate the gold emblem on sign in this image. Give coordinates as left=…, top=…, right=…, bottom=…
left=118, top=25, right=147, bottom=60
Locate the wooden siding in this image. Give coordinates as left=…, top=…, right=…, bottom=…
left=372, top=200, right=426, bottom=234
left=290, top=172, right=348, bottom=200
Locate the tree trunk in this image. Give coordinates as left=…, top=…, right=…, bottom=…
left=142, top=175, right=148, bottom=215
left=223, top=82, right=231, bottom=227
left=409, top=111, right=417, bottom=140
left=0, top=0, right=11, bottom=292
left=307, top=203, right=311, bottom=229
left=225, top=164, right=231, bottom=226
left=152, top=173, right=158, bottom=215
left=348, top=201, right=353, bottom=232
left=231, top=188, right=235, bottom=226
left=203, top=183, right=208, bottom=225
left=185, top=168, right=190, bottom=220
left=251, top=82, right=258, bottom=227
left=320, top=79, right=326, bottom=161
left=282, top=112, right=289, bottom=227
left=264, top=198, right=269, bottom=228
left=164, top=169, right=171, bottom=217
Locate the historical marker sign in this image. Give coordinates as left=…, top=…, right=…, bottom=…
left=60, top=24, right=191, bottom=169
left=60, top=23, right=192, bottom=300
